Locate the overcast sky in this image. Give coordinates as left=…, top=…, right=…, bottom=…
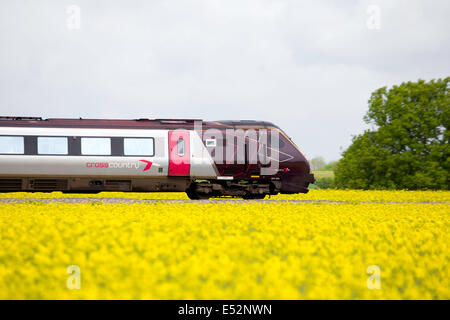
left=0, top=0, right=449, bottom=161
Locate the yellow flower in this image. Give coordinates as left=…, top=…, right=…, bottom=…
left=0, top=190, right=448, bottom=299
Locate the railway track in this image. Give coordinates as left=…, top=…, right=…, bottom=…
left=0, top=198, right=447, bottom=205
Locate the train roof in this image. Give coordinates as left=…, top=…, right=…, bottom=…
left=0, top=116, right=280, bottom=130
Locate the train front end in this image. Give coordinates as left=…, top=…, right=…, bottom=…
left=275, top=130, right=315, bottom=194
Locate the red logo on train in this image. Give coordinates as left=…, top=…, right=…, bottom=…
left=85, top=162, right=109, bottom=168
left=139, top=160, right=152, bottom=171
left=85, top=161, right=152, bottom=172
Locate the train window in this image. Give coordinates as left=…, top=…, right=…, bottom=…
left=205, top=139, right=216, bottom=147
left=0, top=136, right=24, bottom=154
left=177, top=137, right=185, bottom=156
left=37, top=137, right=68, bottom=155
left=81, top=138, right=111, bottom=155
left=124, top=138, right=154, bottom=156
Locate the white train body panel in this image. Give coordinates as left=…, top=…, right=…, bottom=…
left=0, top=127, right=217, bottom=179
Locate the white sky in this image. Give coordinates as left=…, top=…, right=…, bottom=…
left=0, top=0, right=449, bottom=161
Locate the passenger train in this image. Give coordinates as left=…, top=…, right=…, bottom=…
left=0, top=117, right=315, bottom=199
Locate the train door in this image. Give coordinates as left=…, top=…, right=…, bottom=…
left=221, top=131, right=239, bottom=176
left=245, top=135, right=261, bottom=177
left=168, top=130, right=190, bottom=176
left=245, top=130, right=271, bottom=177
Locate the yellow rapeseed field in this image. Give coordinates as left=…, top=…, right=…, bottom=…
left=1, top=189, right=449, bottom=203
left=0, top=190, right=448, bottom=299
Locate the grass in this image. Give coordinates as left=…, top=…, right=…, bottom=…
left=312, top=170, right=335, bottom=179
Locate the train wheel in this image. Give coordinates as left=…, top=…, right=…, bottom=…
left=186, top=189, right=211, bottom=200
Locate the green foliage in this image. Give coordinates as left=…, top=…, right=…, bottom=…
left=310, top=158, right=337, bottom=171
left=312, top=170, right=334, bottom=179
left=335, top=78, right=449, bottom=190
left=314, top=177, right=335, bottom=189
left=311, top=171, right=335, bottom=189
left=322, top=161, right=337, bottom=171
left=310, top=157, right=326, bottom=170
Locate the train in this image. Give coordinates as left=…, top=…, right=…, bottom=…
left=0, top=117, right=315, bottom=199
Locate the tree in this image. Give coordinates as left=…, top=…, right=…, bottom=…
left=335, top=78, right=449, bottom=190
left=322, top=161, right=337, bottom=171
left=310, top=156, right=326, bottom=170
